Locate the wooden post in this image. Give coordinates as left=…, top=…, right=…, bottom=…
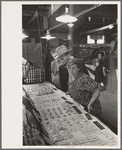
left=68, top=5, right=73, bottom=49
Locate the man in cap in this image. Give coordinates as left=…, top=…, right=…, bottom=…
left=56, top=45, right=89, bottom=92
left=56, top=45, right=72, bottom=92
left=50, top=48, right=61, bottom=89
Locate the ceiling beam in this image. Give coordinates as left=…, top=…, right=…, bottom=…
left=79, top=22, right=117, bottom=35
left=48, top=4, right=62, bottom=18
left=23, top=10, right=48, bottom=17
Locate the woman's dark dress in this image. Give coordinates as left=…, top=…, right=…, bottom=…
left=95, top=60, right=104, bottom=83
left=68, top=73, right=102, bottom=117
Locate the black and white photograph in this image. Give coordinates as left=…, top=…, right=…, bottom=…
left=2, top=1, right=121, bottom=149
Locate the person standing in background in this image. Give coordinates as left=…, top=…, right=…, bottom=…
left=105, top=40, right=117, bottom=93
left=93, top=52, right=106, bottom=89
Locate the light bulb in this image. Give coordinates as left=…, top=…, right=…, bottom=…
left=67, top=23, right=74, bottom=27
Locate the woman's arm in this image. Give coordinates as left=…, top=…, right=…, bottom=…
left=88, top=88, right=100, bottom=114
left=103, top=67, right=106, bottom=77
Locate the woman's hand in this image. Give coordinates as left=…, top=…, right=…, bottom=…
left=87, top=103, right=93, bottom=114
left=87, top=88, right=100, bottom=113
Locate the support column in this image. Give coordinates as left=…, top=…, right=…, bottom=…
left=68, top=5, right=73, bottom=49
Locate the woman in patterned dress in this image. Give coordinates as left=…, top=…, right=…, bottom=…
left=66, top=57, right=102, bottom=117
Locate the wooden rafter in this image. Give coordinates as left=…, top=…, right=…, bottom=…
left=48, top=4, right=62, bottom=18
left=79, top=22, right=117, bottom=35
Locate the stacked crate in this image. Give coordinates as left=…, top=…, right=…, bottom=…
left=22, top=65, right=45, bottom=84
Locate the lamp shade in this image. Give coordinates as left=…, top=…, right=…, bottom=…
left=41, top=30, right=56, bottom=40
left=56, top=8, right=77, bottom=23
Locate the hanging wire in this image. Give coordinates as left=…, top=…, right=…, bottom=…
left=36, top=6, right=43, bottom=65
left=44, top=40, right=48, bottom=61
left=36, top=6, right=49, bottom=62
left=36, top=8, right=41, bottom=41
left=75, top=4, right=102, bottom=18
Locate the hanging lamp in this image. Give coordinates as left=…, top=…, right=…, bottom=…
left=56, top=7, right=77, bottom=23
left=41, top=30, right=56, bottom=40
left=22, top=32, right=28, bottom=39
left=22, top=29, right=28, bottom=39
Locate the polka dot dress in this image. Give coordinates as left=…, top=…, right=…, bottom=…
left=68, top=73, right=102, bottom=117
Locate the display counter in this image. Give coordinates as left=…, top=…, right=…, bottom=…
left=22, top=82, right=118, bottom=146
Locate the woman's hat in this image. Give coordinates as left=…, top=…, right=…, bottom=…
left=56, top=45, right=72, bottom=59
left=66, top=57, right=82, bottom=67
